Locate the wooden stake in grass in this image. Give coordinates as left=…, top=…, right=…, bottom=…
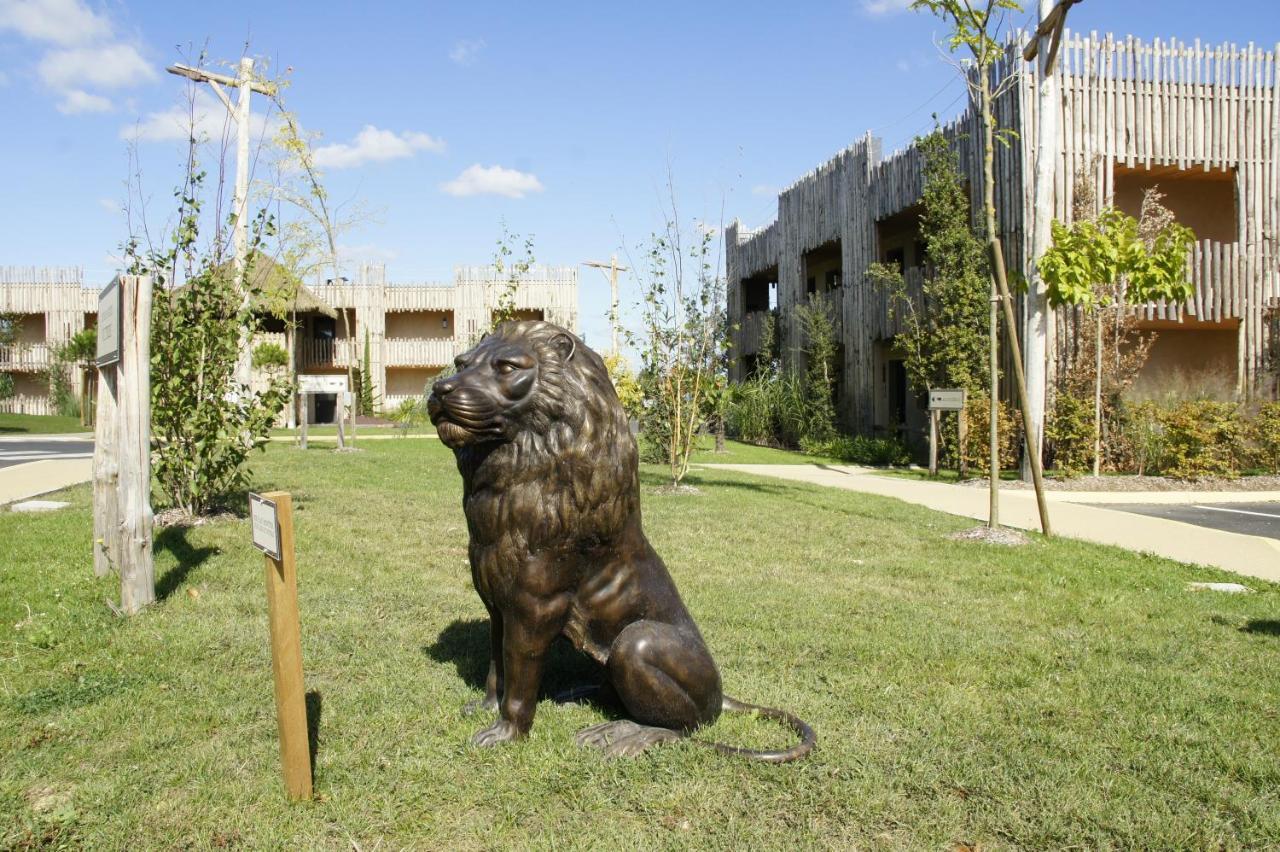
left=251, top=491, right=312, bottom=801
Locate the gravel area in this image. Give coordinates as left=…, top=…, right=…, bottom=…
left=948, top=525, right=1030, bottom=546
left=959, top=474, right=1280, bottom=492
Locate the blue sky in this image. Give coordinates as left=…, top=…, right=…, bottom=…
left=0, top=0, right=1274, bottom=350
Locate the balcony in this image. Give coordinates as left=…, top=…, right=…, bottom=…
left=0, top=342, right=52, bottom=372
left=384, top=338, right=455, bottom=367
left=297, top=338, right=357, bottom=369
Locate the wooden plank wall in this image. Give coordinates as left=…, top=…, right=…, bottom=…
left=1028, top=31, right=1279, bottom=397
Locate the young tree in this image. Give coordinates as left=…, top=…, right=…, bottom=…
left=871, top=131, right=990, bottom=398
left=270, top=106, right=368, bottom=448
left=912, top=0, right=1051, bottom=535
left=127, top=151, right=292, bottom=518
left=629, top=220, right=726, bottom=490
left=488, top=223, right=536, bottom=333
left=1040, top=206, right=1195, bottom=474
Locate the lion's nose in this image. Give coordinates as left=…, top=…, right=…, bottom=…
left=432, top=377, right=459, bottom=397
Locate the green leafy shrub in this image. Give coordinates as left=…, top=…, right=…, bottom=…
left=1046, top=393, right=1094, bottom=477
left=801, top=434, right=911, bottom=466
left=1245, top=401, right=1280, bottom=474
left=1157, top=400, right=1242, bottom=479
left=252, top=341, right=289, bottom=370
left=962, top=394, right=1022, bottom=475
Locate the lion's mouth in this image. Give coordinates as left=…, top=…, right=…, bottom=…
left=435, top=419, right=477, bottom=448
left=429, top=396, right=506, bottom=449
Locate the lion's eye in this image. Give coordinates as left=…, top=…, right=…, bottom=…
left=496, top=362, right=517, bottom=375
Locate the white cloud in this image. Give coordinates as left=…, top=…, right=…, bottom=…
left=312, top=125, right=445, bottom=170
left=57, top=87, right=110, bottom=113
left=860, top=0, right=914, bottom=15
left=441, top=164, right=544, bottom=199
left=751, top=184, right=777, bottom=197
left=97, top=197, right=118, bottom=213
left=2, top=0, right=156, bottom=118
left=38, top=42, right=154, bottom=90
left=449, top=38, right=485, bottom=65
left=0, top=70, right=9, bottom=86
left=124, top=88, right=276, bottom=143
left=0, top=0, right=112, bottom=46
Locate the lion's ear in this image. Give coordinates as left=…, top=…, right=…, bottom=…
left=550, top=331, right=576, bottom=362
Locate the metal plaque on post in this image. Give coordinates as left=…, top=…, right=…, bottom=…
left=96, top=278, right=121, bottom=367
left=928, top=388, right=966, bottom=411
left=249, top=492, right=282, bottom=561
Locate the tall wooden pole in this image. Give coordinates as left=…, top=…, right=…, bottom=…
left=232, top=57, right=254, bottom=390
left=166, top=59, right=275, bottom=391
left=118, top=275, right=154, bottom=614
left=1023, top=0, right=1061, bottom=482
left=582, top=258, right=629, bottom=355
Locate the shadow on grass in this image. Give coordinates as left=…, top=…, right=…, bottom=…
left=154, top=527, right=217, bottom=601
left=1241, top=620, right=1280, bottom=637
left=424, top=618, right=610, bottom=707
left=306, top=689, right=322, bottom=782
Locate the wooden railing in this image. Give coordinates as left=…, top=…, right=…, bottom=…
left=0, top=394, right=53, bottom=416
left=0, top=342, right=52, bottom=371
left=384, top=338, right=455, bottom=366
left=297, top=338, right=357, bottom=368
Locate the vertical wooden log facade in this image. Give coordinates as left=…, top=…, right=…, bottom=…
left=727, top=32, right=1279, bottom=434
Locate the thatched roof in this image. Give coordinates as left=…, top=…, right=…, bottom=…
left=206, top=252, right=338, bottom=318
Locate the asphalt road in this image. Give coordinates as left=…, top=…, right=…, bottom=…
left=0, top=437, right=94, bottom=470
left=1098, top=502, right=1280, bottom=540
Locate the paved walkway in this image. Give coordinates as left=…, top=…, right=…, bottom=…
left=0, top=457, right=94, bottom=506
left=701, top=464, right=1280, bottom=584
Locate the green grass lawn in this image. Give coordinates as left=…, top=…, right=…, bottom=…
left=269, top=424, right=438, bottom=438
left=3, top=440, right=1280, bottom=848
left=689, top=436, right=845, bottom=465
left=0, top=413, right=87, bottom=435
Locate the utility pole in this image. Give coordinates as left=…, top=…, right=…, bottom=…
left=581, top=256, right=628, bottom=354
left=1022, top=0, right=1079, bottom=482
left=166, top=58, right=276, bottom=388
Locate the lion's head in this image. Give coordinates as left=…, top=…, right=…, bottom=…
left=427, top=320, right=623, bottom=454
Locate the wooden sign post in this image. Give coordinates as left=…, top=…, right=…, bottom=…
left=927, top=389, right=967, bottom=478
left=250, top=491, right=312, bottom=801
left=92, top=274, right=154, bottom=615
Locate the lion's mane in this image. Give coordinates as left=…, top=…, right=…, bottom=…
left=456, top=321, right=639, bottom=573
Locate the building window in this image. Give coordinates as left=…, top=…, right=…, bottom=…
left=806, top=276, right=817, bottom=296
left=825, top=270, right=841, bottom=291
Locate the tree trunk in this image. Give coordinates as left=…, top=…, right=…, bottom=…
left=980, top=69, right=1052, bottom=535
left=118, top=275, right=155, bottom=614
left=1093, top=309, right=1103, bottom=477
left=714, top=415, right=726, bottom=453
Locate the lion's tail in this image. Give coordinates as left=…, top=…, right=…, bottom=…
left=694, top=695, right=816, bottom=763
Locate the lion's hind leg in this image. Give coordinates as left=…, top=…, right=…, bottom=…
left=575, top=619, right=723, bottom=758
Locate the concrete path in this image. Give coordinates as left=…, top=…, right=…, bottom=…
left=700, top=464, right=1280, bottom=584
left=0, top=457, right=93, bottom=506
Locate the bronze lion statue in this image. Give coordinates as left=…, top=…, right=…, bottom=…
left=428, top=320, right=814, bottom=761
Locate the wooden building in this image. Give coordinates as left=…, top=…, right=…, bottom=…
left=0, top=262, right=578, bottom=421
left=727, top=32, right=1278, bottom=442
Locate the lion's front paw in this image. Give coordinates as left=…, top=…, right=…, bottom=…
left=462, top=694, right=499, bottom=716
left=471, top=719, right=524, bottom=748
